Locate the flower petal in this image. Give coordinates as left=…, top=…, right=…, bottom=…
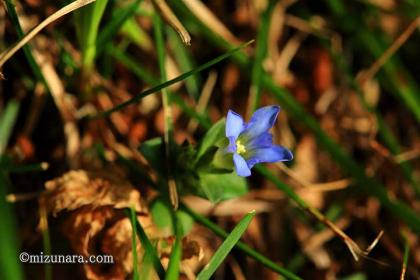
left=226, top=110, right=245, bottom=139
left=246, top=145, right=293, bottom=169
left=247, top=132, right=273, bottom=150
left=233, top=153, right=251, bottom=177
left=243, top=105, right=280, bottom=138
left=226, top=136, right=237, bottom=153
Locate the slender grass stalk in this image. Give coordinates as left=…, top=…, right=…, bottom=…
left=196, top=211, right=255, bottom=280
left=165, top=214, right=182, bottom=280
left=181, top=204, right=303, bottom=280
left=0, top=99, right=20, bottom=155
left=75, top=0, right=109, bottom=74
left=4, top=0, right=45, bottom=82
left=128, top=207, right=140, bottom=280
left=153, top=12, right=179, bottom=208
left=96, top=0, right=143, bottom=56
left=126, top=208, right=166, bottom=279
left=400, top=232, right=410, bottom=280
left=139, top=250, right=154, bottom=280
left=0, top=171, right=23, bottom=280
left=94, top=40, right=253, bottom=117
left=168, top=27, right=201, bottom=100
left=257, top=166, right=379, bottom=260
left=0, top=0, right=95, bottom=69
left=247, top=0, right=276, bottom=116
left=107, top=46, right=211, bottom=128
left=2, top=162, right=49, bottom=173
left=39, top=198, right=52, bottom=280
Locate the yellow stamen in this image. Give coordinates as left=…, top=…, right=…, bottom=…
left=236, top=140, right=246, bottom=155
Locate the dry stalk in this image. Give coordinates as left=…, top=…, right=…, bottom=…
left=152, top=0, right=191, bottom=45
left=0, top=0, right=96, bottom=70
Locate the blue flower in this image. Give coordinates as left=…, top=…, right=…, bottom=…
left=225, top=105, right=293, bottom=177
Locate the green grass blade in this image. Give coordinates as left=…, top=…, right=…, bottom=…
left=181, top=205, right=302, bottom=280
left=108, top=45, right=211, bottom=128
left=168, top=27, right=201, bottom=100
left=120, top=18, right=153, bottom=50
left=126, top=208, right=166, bottom=279
left=75, top=0, right=109, bottom=73
left=0, top=99, right=20, bottom=155
left=96, top=0, right=142, bottom=55
left=248, top=0, right=275, bottom=113
left=2, top=162, right=48, bottom=173
left=128, top=207, right=140, bottom=280
left=164, top=215, right=182, bottom=280
left=94, top=40, right=253, bottom=118
left=0, top=171, right=23, bottom=280
left=400, top=232, right=409, bottom=280
left=139, top=249, right=154, bottom=280
left=196, top=211, right=255, bottom=280
left=4, top=0, right=45, bottom=82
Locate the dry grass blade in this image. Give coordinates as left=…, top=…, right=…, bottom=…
left=153, top=0, right=191, bottom=45
left=31, top=42, right=80, bottom=167
left=394, top=148, right=420, bottom=163
left=358, top=17, right=420, bottom=85
left=0, top=0, right=96, bottom=70
left=187, top=70, right=217, bottom=134
left=276, top=162, right=351, bottom=192
left=182, top=0, right=241, bottom=46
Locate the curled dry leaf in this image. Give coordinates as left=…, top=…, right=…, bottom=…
left=42, top=169, right=144, bottom=216
left=43, top=169, right=203, bottom=279
left=62, top=207, right=158, bottom=280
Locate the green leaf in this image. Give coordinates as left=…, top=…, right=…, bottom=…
left=138, top=138, right=165, bottom=176
left=175, top=209, right=194, bottom=236
left=150, top=197, right=194, bottom=236
left=196, top=211, right=255, bottom=280
left=199, top=172, right=248, bottom=203
left=150, top=198, right=173, bottom=233
left=196, top=119, right=226, bottom=161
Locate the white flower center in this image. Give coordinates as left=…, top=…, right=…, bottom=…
left=236, top=140, right=246, bottom=155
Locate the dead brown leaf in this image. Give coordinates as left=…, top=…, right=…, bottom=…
left=43, top=169, right=144, bottom=216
